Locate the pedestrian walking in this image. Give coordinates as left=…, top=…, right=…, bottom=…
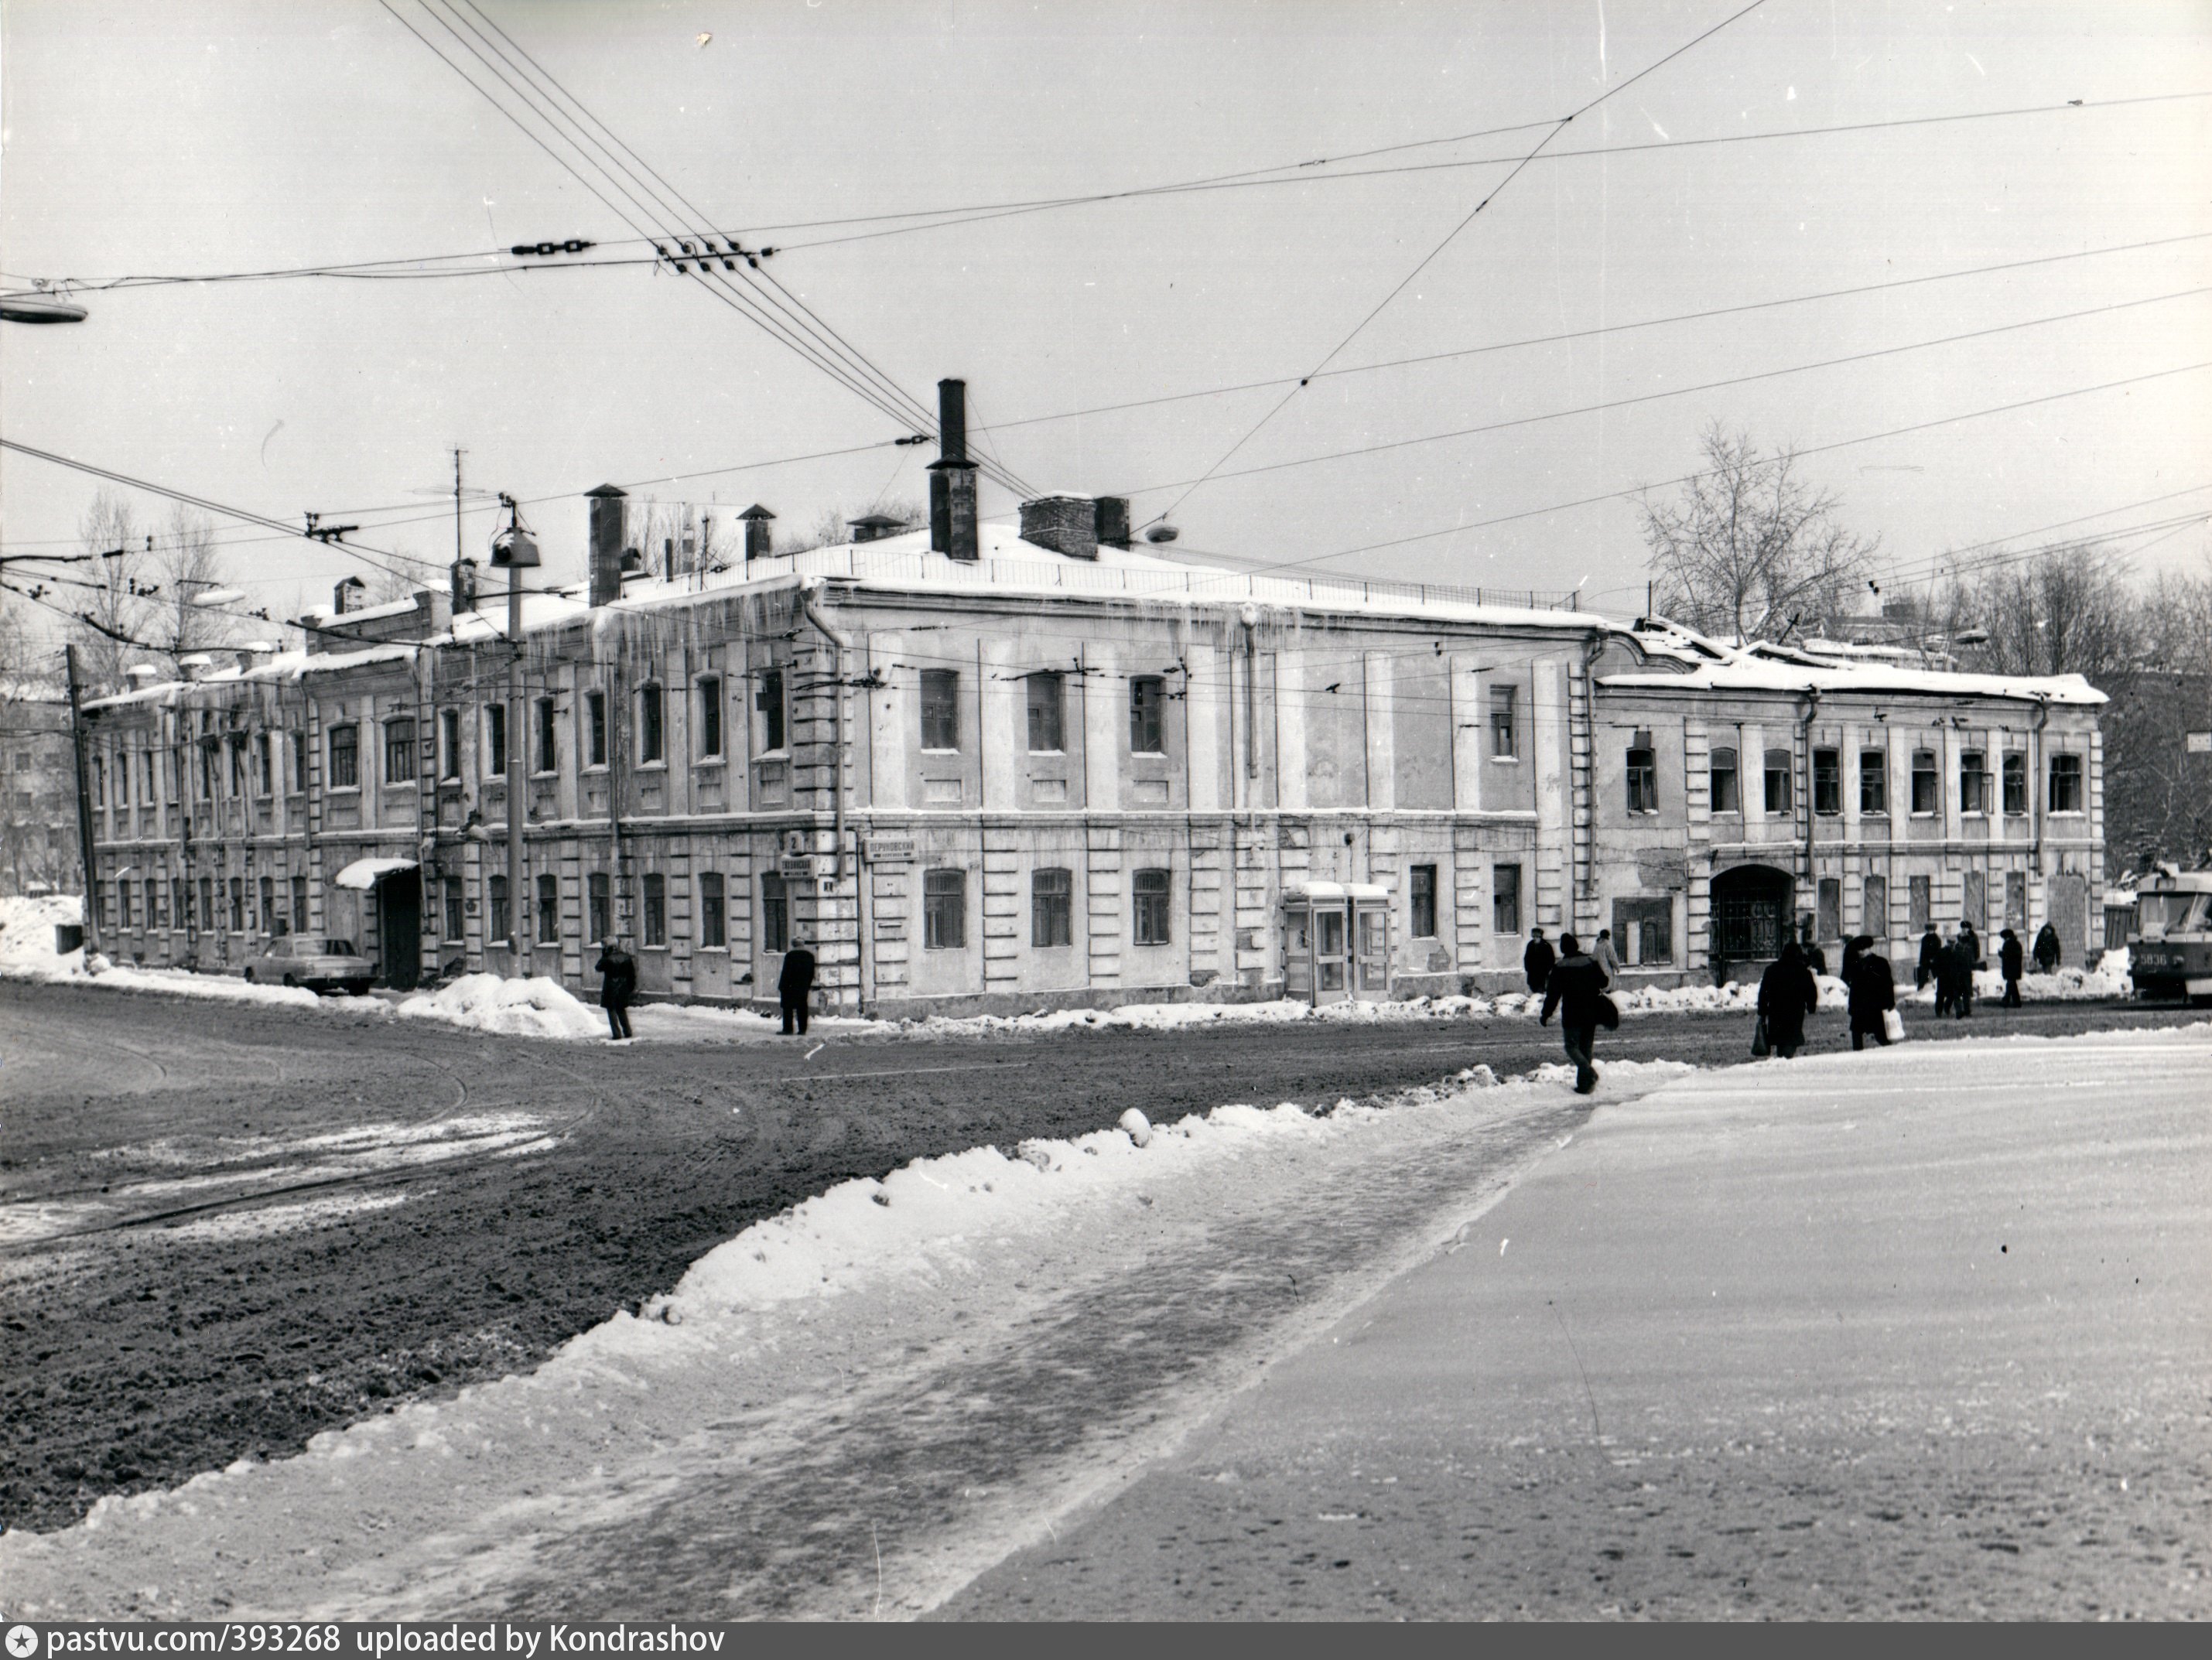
left=1538, top=931, right=1610, bottom=1095
left=1523, top=927, right=1556, bottom=996
left=593, top=937, right=637, bottom=1042
left=1847, top=934, right=1896, bottom=1050
left=1916, top=924, right=1944, bottom=992
left=1801, top=920, right=1829, bottom=979
left=1593, top=927, right=1624, bottom=983
left=1756, top=939, right=1820, bottom=1059
left=2033, top=921, right=2062, bottom=975
left=1998, top=927, right=2026, bottom=1008
left=1946, top=931, right=1978, bottom=1020
left=778, top=936, right=817, bottom=1036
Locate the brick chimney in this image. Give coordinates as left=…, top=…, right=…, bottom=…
left=586, top=484, right=628, bottom=607
left=740, top=504, right=775, bottom=562
left=1095, top=495, right=1132, bottom=549
left=332, top=576, right=366, bottom=616
left=1019, top=494, right=1099, bottom=561
left=928, top=377, right=980, bottom=562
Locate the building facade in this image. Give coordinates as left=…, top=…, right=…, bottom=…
left=2, top=680, right=81, bottom=898
left=78, top=490, right=2107, bottom=1013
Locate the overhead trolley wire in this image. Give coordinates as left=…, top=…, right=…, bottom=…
left=1147, top=0, right=1773, bottom=531
left=0, top=438, right=446, bottom=586
left=432, top=0, right=958, bottom=478
left=762, top=89, right=2212, bottom=252
left=386, top=0, right=1038, bottom=503
left=376, top=0, right=942, bottom=466
left=1239, top=360, right=2212, bottom=577
left=1115, top=284, right=2212, bottom=497
left=961, top=230, right=2212, bottom=437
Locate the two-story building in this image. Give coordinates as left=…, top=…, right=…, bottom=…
left=77, top=388, right=2106, bottom=1013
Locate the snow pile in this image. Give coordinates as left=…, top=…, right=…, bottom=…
left=643, top=1057, right=1697, bottom=1326
left=395, top=973, right=606, bottom=1040
left=1903, top=947, right=2134, bottom=1006
left=1, top=893, right=325, bottom=1009
left=900, top=978, right=1862, bottom=1037
left=0, top=891, right=82, bottom=975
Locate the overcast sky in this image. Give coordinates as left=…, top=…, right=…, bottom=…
left=3, top=0, right=2208, bottom=638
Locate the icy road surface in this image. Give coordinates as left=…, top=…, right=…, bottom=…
left=943, top=1025, right=2212, bottom=1621
left=0, top=1057, right=1691, bottom=1620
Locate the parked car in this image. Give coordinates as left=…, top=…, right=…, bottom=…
left=243, top=935, right=375, bottom=995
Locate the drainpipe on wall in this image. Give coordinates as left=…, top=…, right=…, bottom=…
left=1576, top=629, right=1607, bottom=930
left=2030, top=692, right=2052, bottom=876
left=1799, top=688, right=1822, bottom=896
left=1239, top=603, right=1260, bottom=787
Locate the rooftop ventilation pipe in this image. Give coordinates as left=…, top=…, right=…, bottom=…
left=586, top=484, right=628, bottom=606
left=740, top=504, right=776, bottom=562
left=928, top=378, right=980, bottom=562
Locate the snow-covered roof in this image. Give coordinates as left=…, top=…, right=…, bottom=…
left=300, top=594, right=429, bottom=628
left=1601, top=643, right=2105, bottom=706
left=333, top=856, right=419, bottom=890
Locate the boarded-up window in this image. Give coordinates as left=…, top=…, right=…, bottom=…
left=1862, top=874, right=1889, bottom=938
left=1612, top=897, right=1672, bottom=967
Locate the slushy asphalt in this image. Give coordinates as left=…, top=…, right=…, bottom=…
left=938, top=1024, right=2212, bottom=1620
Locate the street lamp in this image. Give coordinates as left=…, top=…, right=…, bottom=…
left=2, top=285, right=88, bottom=324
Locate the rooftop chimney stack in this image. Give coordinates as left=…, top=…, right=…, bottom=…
left=332, top=576, right=366, bottom=616
left=451, top=556, right=479, bottom=614
left=928, top=377, right=980, bottom=562
left=739, top=504, right=776, bottom=562
left=1019, top=494, right=1099, bottom=561
left=586, top=484, right=628, bottom=607
left=1094, top=495, right=1132, bottom=550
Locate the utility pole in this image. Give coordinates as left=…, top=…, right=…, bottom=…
left=64, top=644, right=101, bottom=957
left=491, top=497, right=539, bottom=973
left=453, top=448, right=466, bottom=570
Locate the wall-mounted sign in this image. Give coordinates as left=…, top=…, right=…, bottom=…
left=2187, top=731, right=2212, bottom=754
left=865, top=836, right=915, bottom=864
left=778, top=854, right=818, bottom=879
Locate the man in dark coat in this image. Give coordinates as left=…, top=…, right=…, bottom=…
left=1945, top=931, right=1978, bottom=1019
left=2033, top=921, right=2062, bottom=975
left=778, top=937, right=818, bottom=1036
left=1538, top=932, right=1609, bottom=1095
left=1757, top=940, right=1820, bottom=1059
left=593, top=937, right=637, bottom=1042
left=1998, top=927, right=2026, bottom=1007
left=1523, top=927, right=1555, bottom=996
left=1916, top=925, right=1944, bottom=995
left=1847, top=934, right=1896, bottom=1050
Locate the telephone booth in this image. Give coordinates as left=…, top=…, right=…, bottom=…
left=1282, top=882, right=1392, bottom=1006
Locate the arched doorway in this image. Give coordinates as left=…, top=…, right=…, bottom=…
left=1711, top=863, right=1793, bottom=978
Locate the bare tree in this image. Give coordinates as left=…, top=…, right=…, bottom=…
left=149, top=506, right=244, bottom=659
left=1639, top=425, right=1879, bottom=644
left=67, top=490, right=152, bottom=692
left=63, top=493, right=260, bottom=689
left=1954, top=545, right=2142, bottom=685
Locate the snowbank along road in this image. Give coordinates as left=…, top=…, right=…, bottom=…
left=1, top=974, right=2203, bottom=1617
